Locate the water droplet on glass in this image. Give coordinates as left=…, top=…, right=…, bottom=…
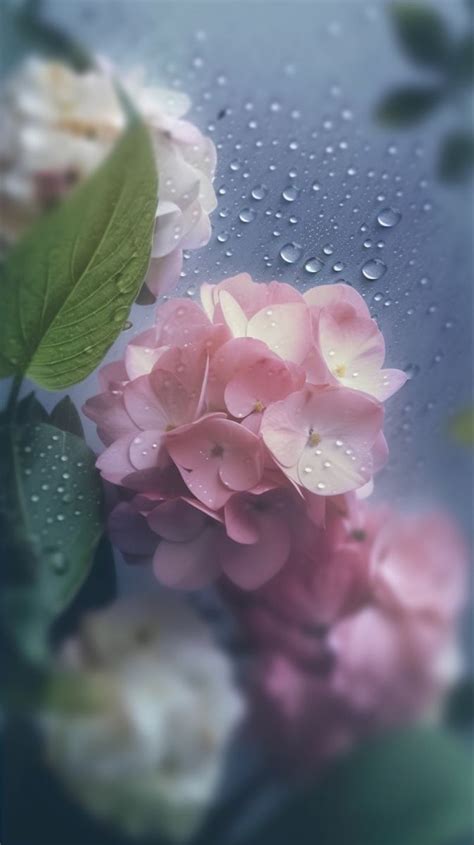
left=251, top=185, right=267, bottom=200
left=282, top=185, right=299, bottom=202
left=377, top=207, right=401, bottom=228
left=322, top=244, right=334, bottom=256
left=280, top=242, right=302, bottom=264
left=362, top=259, right=387, bottom=281
left=304, top=257, right=324, bottom=274
left=239, top=207, right=256, bottom=223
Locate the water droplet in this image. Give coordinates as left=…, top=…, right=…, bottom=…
left=404, top=363, right=420, bottom=379
left=304, top=257, right=324, bottom=274
left=377, top=207, right=401, bottom=228
left=239, top=207, right=256, bottom=223
left=251, top=185, right=267, bottom=200
left=50, top=551, right=67, bottom=573
left=362, top=259, right=387, bottom=281
left=317, top=482, right=326, bottom=490
left=322, top=243, right=334, bottom=256
left=312, top=181, right=321, bottom=192
left=31, top=494, right=39, bottom=503
left=280, top=242, right=302, bottom=264
left=282, top=185, right=299, bottom=202
left=332, top=261, right=345, bottom=272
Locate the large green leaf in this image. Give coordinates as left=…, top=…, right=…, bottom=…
left=391, top=3, right=452, bottom=68
left=0, top=120, right=157, bottom=389
left=376, top=85, right=442, bottom=126
left=243, top=727, right=473, bottom=845
left=0, top=422, right=103, bottom=615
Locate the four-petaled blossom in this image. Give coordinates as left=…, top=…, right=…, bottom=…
left=84, top=274, right=407, bottom=589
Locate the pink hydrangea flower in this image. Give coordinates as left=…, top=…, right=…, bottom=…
left=84, top=274, right=406, bottom=589
left=226, top=501, right=467, bottom=773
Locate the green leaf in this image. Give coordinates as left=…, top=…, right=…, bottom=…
left=391, top=3, right=452, bottom=68
left=445, top=677, right=474, bottom=729
left=450, top=33, right=474, bottom=84
left=448, top=406, right=474, bottom=445
left=0, top=422, right=103, bottom=615
left=244, top=727, right=473, bottom=845
left=376, top=85, right=442, bottom=125
left=52, top=536, right=117, bottom=643
left=0, top=120, right=157, bottom=389
left=439, top=132, right=474, bottom=182
left=50, top=396, right=85, bottom=438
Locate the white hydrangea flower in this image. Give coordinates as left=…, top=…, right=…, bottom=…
left=41, top=596, right=245, bottom=841
left=0, top=58, right=217, bottom=297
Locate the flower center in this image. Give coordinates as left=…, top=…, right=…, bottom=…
left=308, top=430, right=321, bottom=447
left=211, top=444, right=224, bottom=458
left=254, top=400, right=265, bottom=413
left=334, top=364, right=346, bottom=378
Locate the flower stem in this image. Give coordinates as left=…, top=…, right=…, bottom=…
left=5, top=374, right=23, bottom=421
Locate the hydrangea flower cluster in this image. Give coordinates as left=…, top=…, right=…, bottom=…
left=84, top=274, right=407, bottom=589
left=0, top=58, right=216, bottom=296
left=226, top=501, right=467, bottom=773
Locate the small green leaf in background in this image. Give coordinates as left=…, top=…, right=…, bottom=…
left=448, top=406, right=474, bottom=445
left=244, top=727, right=473, bottom=845
left=391, top=3, right=452, bottom=68
left=16, top=0, right=93, bottom=71
left=0, top=422, right=103, bottom=617
left=376, top=85, right=442, bottom=126
left=450, top=32, right=474, bottom=84
left=439, top=132, right=474, bottom=182
left=52, top=536, right=117, bottom=644
left=0, top=120, right=157, bottom=390
left=445, top=677, right=474, bottom=730
left=50, top=396, right=85, bottom=438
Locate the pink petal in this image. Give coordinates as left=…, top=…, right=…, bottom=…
left=224, top=494, right=261, bottom=544
left=153, top=526, right=221, bottom=589
left=96, top=434, right=136, bottom=484
left=108, top=501, right=157, bottom=556
left=129, top=430, right=166, bottom=470
left=147, top=499, right=207, bottom=541
left=145, top=249, right=183, bottom=298
left=318, top=307, right=385, bottom=389
left=211, top=274, right=267, bottom=318
left=225, top=355, right=299, bottom=419
left=125, top=329, right=164, bottom=380
left=262, top=386, right=383, bottom=496
left=221, top=510, right=291, bottom=589
left=155, top=298, right=214, bottom=347
left=123, top=374, right=170, bottom=431
left=304, top=283, right=371, bottom=318
left=98, top=360, right=128, bottom=392
left=247, top=303, right=312, bottom=364
left=82, top=392, right=136, bottom=446
left=218, top=290, right=248, bottom=337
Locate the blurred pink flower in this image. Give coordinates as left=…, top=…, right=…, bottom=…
left=84, top=275, right=406, bottom=589
left=229, top=501, right=467, bottom=773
